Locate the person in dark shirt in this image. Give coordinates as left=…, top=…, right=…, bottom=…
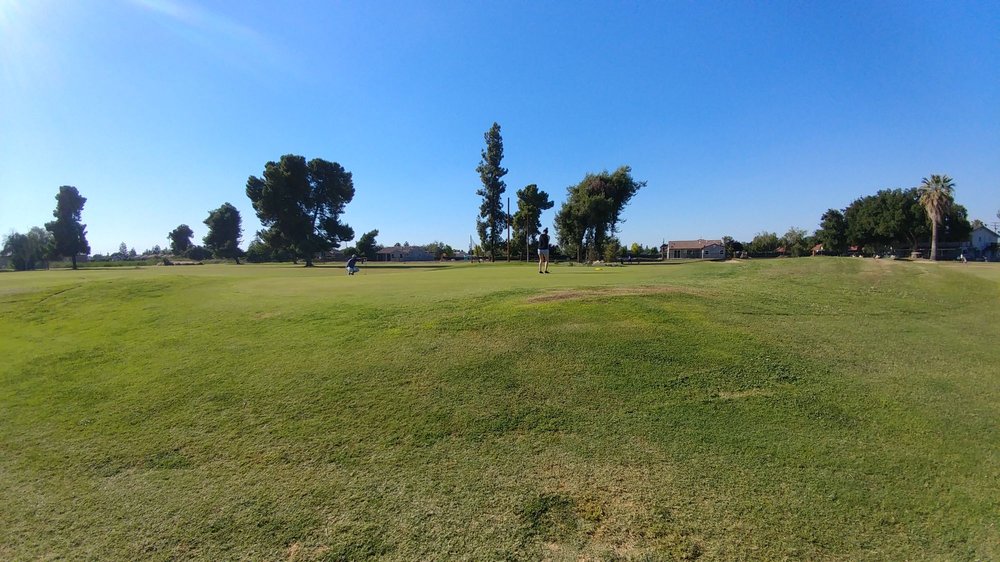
left=346, top=254, right=359, bottom=275
left=537, top=227, right=550, bottom=274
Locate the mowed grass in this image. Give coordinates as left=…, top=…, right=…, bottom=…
left=1, top=259, right=998, bottom=560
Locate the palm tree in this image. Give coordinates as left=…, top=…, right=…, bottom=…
left=917, top=175, right=955, bottom=260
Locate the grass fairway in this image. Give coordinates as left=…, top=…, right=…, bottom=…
left=1, top=259, right=998, bottom=560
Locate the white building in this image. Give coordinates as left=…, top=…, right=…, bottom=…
left=665, top=239, right=725, bottom=260
left=376, top=245, right=435, bottom=262
left=970, top=225, right=999, bottom=260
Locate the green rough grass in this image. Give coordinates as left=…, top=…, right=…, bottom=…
left=1, top=259, right=998, bottom=560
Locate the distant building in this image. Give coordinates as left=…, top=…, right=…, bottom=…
left=376, top=245, right=435, bottom=262
left=970, top=225, right=999, bottom=260
left=665, top=239, right=725, bottom=259
left=320, top=249, right=345, bottom=261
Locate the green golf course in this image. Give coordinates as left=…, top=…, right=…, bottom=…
left=1, top=258, right=997, bottom=560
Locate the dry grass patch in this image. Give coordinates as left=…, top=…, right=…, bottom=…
left=527, top=285, right=707, bottom=304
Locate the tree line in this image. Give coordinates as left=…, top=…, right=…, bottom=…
left=731, top=175, right=978, bottom=260
left=6, top=146, right=989, bottom=271
left=5, top=123, right=645, bottom=270
left=1, top=184, right=246, bottom=270
left=1, top=153, right=369, bottom=270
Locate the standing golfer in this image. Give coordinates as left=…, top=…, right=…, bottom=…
left=346, top=254, right=359, bottom=275
left=538, top=227, right=550, bottom=274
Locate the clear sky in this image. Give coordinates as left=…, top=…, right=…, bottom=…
left=2, top=0, right=998, bottom=254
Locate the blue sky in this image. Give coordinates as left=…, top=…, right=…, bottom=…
left=1, top=0, right=997, bottom=254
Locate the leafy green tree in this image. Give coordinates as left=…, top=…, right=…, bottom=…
left=355, top=229, right=380, bottom=260
left=245, top=238, right=271, bottom=263
left=203, top=202, right=243, bottom=264
left=425, top=241, right=455, bottom=260
left=721, top=236, right=744, bottom=259
left=186, top=245, right=212, bottom=261
left=44, top=186, right=90, bottom=269
left=781, top=227, right=811, bottom=257
left=2, top=227, right=52, bottom=271
left=168, top=224, right=194, bottom=255
left=554, top=166, right=645, bottom=262
left=245, top=234, right=294, bottom=263
left=814, top=209, right=848, bottom=255
left=844, top=188, right=926, bottom=251
left=554, top=190, right=594, bottom=262
left=512, top=184, right=554, bottom=260
left=246, top=154, right=356, bottom=267
left=918, top=175, right=955, bottom=260
left=603, top=236, right=622, bottom=262
left=939, top=203, right=972, bottom=244
left=748, top=232, right=780, bottom=254
left=475, top=122, right=508, bottom=261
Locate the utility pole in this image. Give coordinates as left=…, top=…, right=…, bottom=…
left=506, top=197, right=511, bottom=262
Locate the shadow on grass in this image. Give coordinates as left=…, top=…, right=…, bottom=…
left=304, top=264, right=450, bottom=270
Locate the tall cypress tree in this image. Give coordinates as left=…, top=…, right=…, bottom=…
left=475, top=122, right=507, bottom=261
left=44, top=186, right=90, bottom=270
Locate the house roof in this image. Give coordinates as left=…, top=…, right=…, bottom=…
left=972, top=225, right=999, bottom=238
left=668, top=239, right=723, bottom=250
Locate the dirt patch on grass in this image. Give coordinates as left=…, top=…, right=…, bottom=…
left=527, top=286, right=705, bottom=304
left=518, top=449, right=708, bottom=559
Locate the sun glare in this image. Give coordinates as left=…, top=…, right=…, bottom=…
left=0, top=0, right=29, bottom=77
left=0, top=0, right=14, bottom=27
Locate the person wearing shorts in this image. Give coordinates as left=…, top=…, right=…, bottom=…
left=538, top=228, right=550, bottom=274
